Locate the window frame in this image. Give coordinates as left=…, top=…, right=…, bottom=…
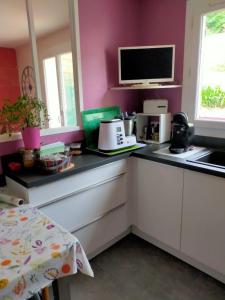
left=28, top=0, right=83, bottom=135
left=43, top=52, right=76, bottom=129
left=182, top=0, right=225, bottom=138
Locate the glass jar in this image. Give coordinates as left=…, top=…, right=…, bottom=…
left=23, top=150, right=35, bottom=168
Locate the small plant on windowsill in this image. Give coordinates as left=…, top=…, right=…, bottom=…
left=0, top=96, right=48, bottom=149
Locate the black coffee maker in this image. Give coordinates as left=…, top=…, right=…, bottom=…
left=169, top=112, right=194, bottom=154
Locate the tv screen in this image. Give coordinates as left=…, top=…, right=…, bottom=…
left=118, top=45, right=175, bottom=84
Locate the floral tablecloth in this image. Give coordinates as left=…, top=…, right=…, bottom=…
left=0, top=203, right=93, bottom=300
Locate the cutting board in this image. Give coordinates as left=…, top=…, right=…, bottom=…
left=87, top=143, right=146, bottom=156
left=81, top=106, right=121, bottom=149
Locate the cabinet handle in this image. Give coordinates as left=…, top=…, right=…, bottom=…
left=37, top=172, right=126, bottom=208
left=70, top=202, right=126, bottom=233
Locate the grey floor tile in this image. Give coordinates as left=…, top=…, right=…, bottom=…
left=70, top=234, right=225, bottom=300
left=71, top=262, right=124, bottom=300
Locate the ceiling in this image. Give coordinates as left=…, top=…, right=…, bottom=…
left=0, top=0, right=69, bottom=48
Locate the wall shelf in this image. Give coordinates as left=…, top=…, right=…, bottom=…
left=111, top=84, right=182, bottom=91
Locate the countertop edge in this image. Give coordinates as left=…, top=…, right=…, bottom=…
left=4, top=152, right=132, bottom=188
left=4, top=145, right=225, bottom=188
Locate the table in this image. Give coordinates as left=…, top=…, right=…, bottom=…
left=0, top=203, right=94, bottom=300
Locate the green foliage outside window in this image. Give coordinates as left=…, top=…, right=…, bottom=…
left=206, top=11, right=225, bottom=35
left=201, top=86, right=225, bottom=108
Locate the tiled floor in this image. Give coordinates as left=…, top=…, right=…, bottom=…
left=71, top=234, right=225, bottom=300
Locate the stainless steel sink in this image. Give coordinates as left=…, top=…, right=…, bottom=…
left=187, top=150, right=225, bottom=169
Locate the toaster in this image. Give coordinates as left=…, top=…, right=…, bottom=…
left=98, top=119, right=136, bottom=151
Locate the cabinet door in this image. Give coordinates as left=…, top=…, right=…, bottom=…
left=181, top=170, right=225, bottom=275
left=136, top=159, right=183, bottom=250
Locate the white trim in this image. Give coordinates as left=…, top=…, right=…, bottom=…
left=68, top=0, right=84, bottom=126
left=0, top=133, right=22, bottom=143
left=40, top=125, right=80, bottom=136
left=27, top=0, right=83, bottom=134
left=0, top=126, right=81, bottom=143
left=182, top=0, right=225, bottom=137
left=56, top=54, right=65, bottom=126
left=26, top=0, right=42, bottom=99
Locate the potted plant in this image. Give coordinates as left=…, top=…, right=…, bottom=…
left=0, top=96, right=48, bottom=149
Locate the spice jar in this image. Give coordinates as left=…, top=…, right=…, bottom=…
left=23, top=150, right=35, bottom=168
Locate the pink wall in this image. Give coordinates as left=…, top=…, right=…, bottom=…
left=0, top=131, right=83, bottom=157
left=0, top=0, right=141, bottom=166
left=0, top=48, right=20, bottom=108
left=78, top=0, right=141, bottom=112
left=139, top=0, right=186, bottom=114
left=0, top=0, right=187, bottom=172
left=0, top=130, right=83, bottom=173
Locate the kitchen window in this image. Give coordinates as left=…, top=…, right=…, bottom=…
left=197, top=10, right=225, bottom=121
left=43, top=52, right=77, bottom=129
left=182, top=0, right=225, bottom=137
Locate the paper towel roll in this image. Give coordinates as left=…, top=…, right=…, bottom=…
left=0, top=193, right=24, bottom=207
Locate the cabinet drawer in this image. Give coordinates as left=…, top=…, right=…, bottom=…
left=6, top=159, right=127, bottom=207
left=72, top=203, right=128, bottom=257
left=40, top=172, right=127, bottom=231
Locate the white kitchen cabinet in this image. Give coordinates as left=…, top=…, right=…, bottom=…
left=135, top=159, right=183, bottom=250
left=40, top=171, right=127, bottom=232
left=181, top=169, right=225, bottom=276
left=6, top=159, right=130, bottom=257
left=73, top=203, right=128, bottom=258
left=6, top=159, right=128, bottom=207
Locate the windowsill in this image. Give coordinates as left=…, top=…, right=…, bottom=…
left=194, top=119, right=225, bottom=138
left=195, top=119, right=225, bottom=129
left=0, top=126, right=81, bottom=143
left=0, top=132, right=22, bottom=143
left=41, top=126, right=81, bottom=136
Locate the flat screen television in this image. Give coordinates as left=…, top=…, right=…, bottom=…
left=118, top=45, right=175, bottom=85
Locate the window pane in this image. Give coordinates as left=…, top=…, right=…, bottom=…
left=43, top=57, right=62, bottom=128
left=60, top=53, right=76, bottom=126
left=197, top=10, right=225, bottom=121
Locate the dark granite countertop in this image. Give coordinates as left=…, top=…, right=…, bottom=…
left=133, top=144, right=225, bottom=179
left=3, top=151, right=132, bottom=188
left=3, top=135, right=225, bottom=188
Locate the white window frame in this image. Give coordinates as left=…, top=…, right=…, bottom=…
left=182, top=0, right=225, bottom=138
left=43, top=52, right=76, bottom=129
left=0, top=0, right=83, bottom=142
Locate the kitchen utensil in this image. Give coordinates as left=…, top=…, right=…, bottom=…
left=124, top=117, right=134, bottom=136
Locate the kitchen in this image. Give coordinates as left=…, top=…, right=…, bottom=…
left=0, top=0, right=225, bottom=299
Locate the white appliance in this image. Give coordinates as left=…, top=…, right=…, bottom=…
left=143, top=99, right=168, bottom=114
left=98, top=119, right=136, bottom=151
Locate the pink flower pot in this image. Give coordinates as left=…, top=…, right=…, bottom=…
left=22, top=127, right=41, bottom=149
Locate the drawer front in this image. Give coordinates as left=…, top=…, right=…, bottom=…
left=72, top=204, right=128, bottom=257
left=40, top=173, right=127, bottom=231
left=28, top=159, right=127, bottom=207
